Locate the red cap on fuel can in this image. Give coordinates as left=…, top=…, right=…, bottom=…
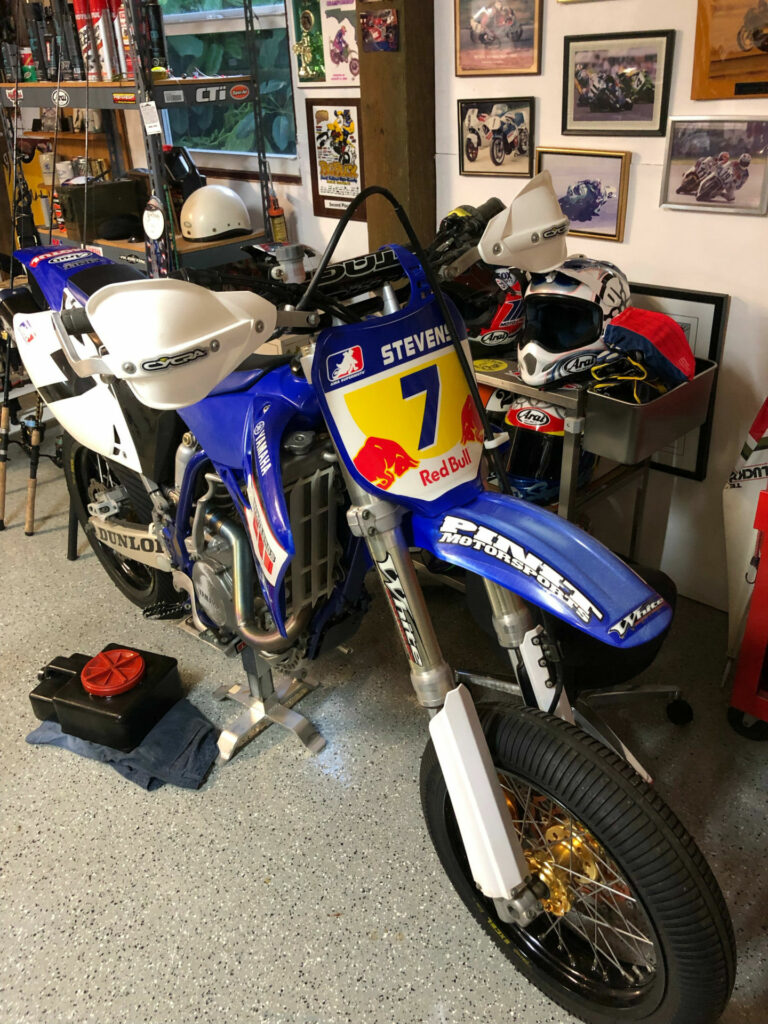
left=81, top=649, right=146, bottom=697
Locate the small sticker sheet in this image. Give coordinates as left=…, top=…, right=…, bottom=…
left=360, top=9, right=399, bottom=52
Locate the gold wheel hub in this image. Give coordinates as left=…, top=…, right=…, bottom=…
left=524, top=823, right=601, bottom=916
left=499, top=777, right=603, bottom=917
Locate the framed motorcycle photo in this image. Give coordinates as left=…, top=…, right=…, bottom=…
left=458, top=98, right=534, bottom=177
left=692, top=1, right=768, bottom=100
left=454, top=0, right=542, bottom=76
left=535, top=147, right=631, bottom=242
left=562, top=30, right=675, bottom=136
left=305, top=98, right=366, bottom=220
left=660, top=117, right=768, bottom=215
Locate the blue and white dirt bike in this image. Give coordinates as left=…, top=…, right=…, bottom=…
left=5, top=177, right=734, bottom=1024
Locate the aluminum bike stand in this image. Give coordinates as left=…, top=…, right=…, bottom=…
left=213, top=645, right=326, bottom=762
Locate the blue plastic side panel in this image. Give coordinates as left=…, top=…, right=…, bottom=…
left=410, top=491, right=672, bottom=648
left=14, top=245, right=117, bottom=310
left=179, top=365, right=323, bottom=634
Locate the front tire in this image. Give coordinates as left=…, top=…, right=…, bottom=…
left=490, top=136, right=506, bottom=166
left=64, top=435, right=177, bottom=610
left=420, top=705, right=735, bottom=1024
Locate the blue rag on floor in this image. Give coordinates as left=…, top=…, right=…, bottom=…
left=26, top=699, right=219, bottom=791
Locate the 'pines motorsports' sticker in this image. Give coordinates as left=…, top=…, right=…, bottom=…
left=437, top=514, right=603, bottom=625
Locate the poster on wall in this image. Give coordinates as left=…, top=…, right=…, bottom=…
left=692, top=1, right=768, bottom=100
left=306, top=98, right=365, bottom=220
left=291, top=0, right=360, bottom=86
left=291, top=0, right=326, bottom=85
left=454, top=0, right=542, bottom=76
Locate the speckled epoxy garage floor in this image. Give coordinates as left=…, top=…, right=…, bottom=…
left=1, top=440, right=766, bottom=1024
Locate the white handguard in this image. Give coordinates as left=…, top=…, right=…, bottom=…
left=444, top=171, right=569, bottom=280
left=478, top=171, right=569, bottom=272
left=84, top=279, right=278, bottom=410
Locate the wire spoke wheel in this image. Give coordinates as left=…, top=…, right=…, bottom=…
left=420, top=705, right=735, bottom=1024
left=496, top=772, right=658, bottom=1000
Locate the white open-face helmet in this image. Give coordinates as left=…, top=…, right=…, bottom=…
left=518, top=256, right=630, bottom=386
left=180, top=184, right=251, bottom=242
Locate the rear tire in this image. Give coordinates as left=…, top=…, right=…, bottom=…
left=420, top=705, right=735, bottom=1024
left=63, top=435, right=177, bottom=610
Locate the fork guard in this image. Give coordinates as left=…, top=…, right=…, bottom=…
left=409, top=491, right=672, bottom=649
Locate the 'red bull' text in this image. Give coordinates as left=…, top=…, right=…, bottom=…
left=420, top=448, right=472, bottom=486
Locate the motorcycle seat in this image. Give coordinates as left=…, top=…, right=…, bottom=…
left=66, top=264, right=145, bottom=301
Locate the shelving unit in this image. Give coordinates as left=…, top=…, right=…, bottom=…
left=2, top=0, right=270, bottom=271
left=39, top=225, right=265, bottom=270
left=475, top=357, right=717, bottom=560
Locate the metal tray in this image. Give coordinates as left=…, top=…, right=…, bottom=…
left=582, top=358, right=717, bottom=464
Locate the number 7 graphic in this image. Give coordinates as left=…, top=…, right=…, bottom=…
left=401, top=364, right=440, bottom=451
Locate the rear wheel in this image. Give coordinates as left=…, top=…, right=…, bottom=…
left=420, top=705, right=735, bottom=1024
left=63, top=435, right=176, bottom=609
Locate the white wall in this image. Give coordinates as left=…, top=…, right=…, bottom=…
left=436, top=0, right=768, bottom=610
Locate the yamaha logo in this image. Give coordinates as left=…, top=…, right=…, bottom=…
left=141, top=348, right=208, bottom=372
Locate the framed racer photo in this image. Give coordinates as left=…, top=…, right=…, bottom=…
left=458, top=97, right=534, bottom=178
left=535, top=147, right=631, bottom=242
left=454, top=0, right=542, bottom=76
left=660, top=116, right=768, bottom=215
left=562, top=30, right=675, bottom=136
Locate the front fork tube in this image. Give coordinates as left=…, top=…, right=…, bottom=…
left=484, top=579, right=574, bottom=723
left=346, top=490, right=541, bottom=921
left=364, top=519, right=454, bottom=708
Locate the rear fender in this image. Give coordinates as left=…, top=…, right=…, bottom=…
left=410, top=491, right=672, bottom=648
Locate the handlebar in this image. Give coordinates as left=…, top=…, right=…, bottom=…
left=60, top=307, right=93, bottom=336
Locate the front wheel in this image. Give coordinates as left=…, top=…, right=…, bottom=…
left=420, top=705, right=735, bottom=1024
left=490, top=136, right=506, bottom=166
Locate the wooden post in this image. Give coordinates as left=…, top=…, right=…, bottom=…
left=356, top=2, right=436, bottom=251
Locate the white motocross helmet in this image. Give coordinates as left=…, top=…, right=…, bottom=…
left=517, top=256, right=630, bottom=386
left=180, top=184, right=252, bottom=242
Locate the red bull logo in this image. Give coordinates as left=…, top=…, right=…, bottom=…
left=353, top=436, right=419, bottom=489
left=327, top=345, right=364, bottom=383
left=460, top=395, right=485, bottom=446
